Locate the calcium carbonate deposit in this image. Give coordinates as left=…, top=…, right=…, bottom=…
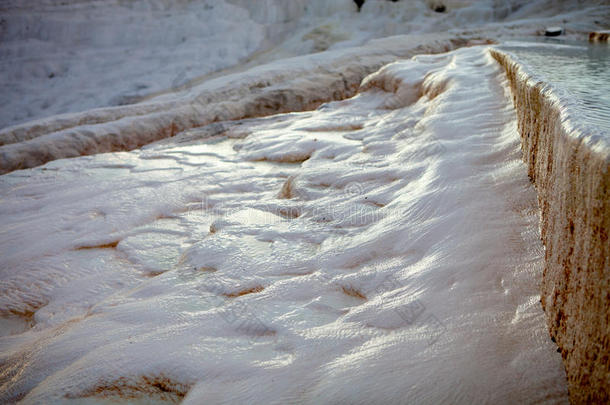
left=0, top=1, right=608, bottom=404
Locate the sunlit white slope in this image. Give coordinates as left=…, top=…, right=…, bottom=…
left=0, top=46, right=566, bottom=403
left=0, top=33, right=470, bottom=174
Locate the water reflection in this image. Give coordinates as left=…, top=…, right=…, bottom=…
left=500, top=41, right=610, bottom=134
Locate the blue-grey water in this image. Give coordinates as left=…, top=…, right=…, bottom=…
left=500, top=41, right=610, bottom=135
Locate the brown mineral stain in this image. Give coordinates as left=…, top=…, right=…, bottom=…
left=254, top=154, right=311, bottom=164
left=75, top=240, right=119, bottom=250
left=278, top=176, right=297, bottom=199
left=223, top=286, right=264, bottom=298
left=278, top=207, right=301, bottom=218
left=341, top=286, right=367, bottom=300
left=302, top=123, right=363, bottom=132
left=67, top=374, right=191, bottom=403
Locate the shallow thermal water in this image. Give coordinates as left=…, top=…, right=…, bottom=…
left=0, top=46, right=568, bottom=404
left=499, top=41, right=610, bottom=134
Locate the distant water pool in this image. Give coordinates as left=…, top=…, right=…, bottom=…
left=499, top=41, right=610, bottom=135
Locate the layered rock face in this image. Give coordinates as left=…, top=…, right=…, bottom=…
left=491, top=49, right=609, bottom=404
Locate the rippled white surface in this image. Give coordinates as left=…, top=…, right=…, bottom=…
left=0, top=47, right=567, bottom=403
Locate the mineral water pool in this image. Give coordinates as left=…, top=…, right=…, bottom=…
left=499, top=40, right=610, bottom=135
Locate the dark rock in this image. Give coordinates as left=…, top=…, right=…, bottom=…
left=354, top=0, right=365, bottom=12
left=544, top=27, right=563, bottom=37
left=589, top=30, right=610, bottom=42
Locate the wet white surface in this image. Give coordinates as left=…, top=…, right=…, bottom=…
left=0, top=47, right=568, bottom=403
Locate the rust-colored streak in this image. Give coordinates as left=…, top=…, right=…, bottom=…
left=278, top=176, right=296, bottom=199
left=302, top=124, right=364, bottom=132
left=341, top=286, right=367, bottom=300
left=66, top=374, right=191, bottom=403
left=253, top=153, right=311, bottom=164
left=75, top=240, right=119, bottom=250
left=278, top=207, right=301, bottom=219
left=223, top=286, right=264, bottom=298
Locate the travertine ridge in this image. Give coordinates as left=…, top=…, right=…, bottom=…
left=491, top=48, right=609, bottom=404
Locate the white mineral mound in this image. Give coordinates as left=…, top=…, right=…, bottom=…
left=0, top=0, right=608, bottom=403
left=1, top=46, right=567, bottom=404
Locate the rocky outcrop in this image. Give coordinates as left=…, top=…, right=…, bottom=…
left=491, top=49, right=609, bottom=404
left=589, top=31, right=610, bottom=42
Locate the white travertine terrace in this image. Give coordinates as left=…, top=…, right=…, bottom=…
left=0, top=34, right=468, bottom=174
left=491, top=48, right=609, bottom=404
left=1, top=1, right=609, bottom=403
left=0, top=46, right=570, bottom=404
